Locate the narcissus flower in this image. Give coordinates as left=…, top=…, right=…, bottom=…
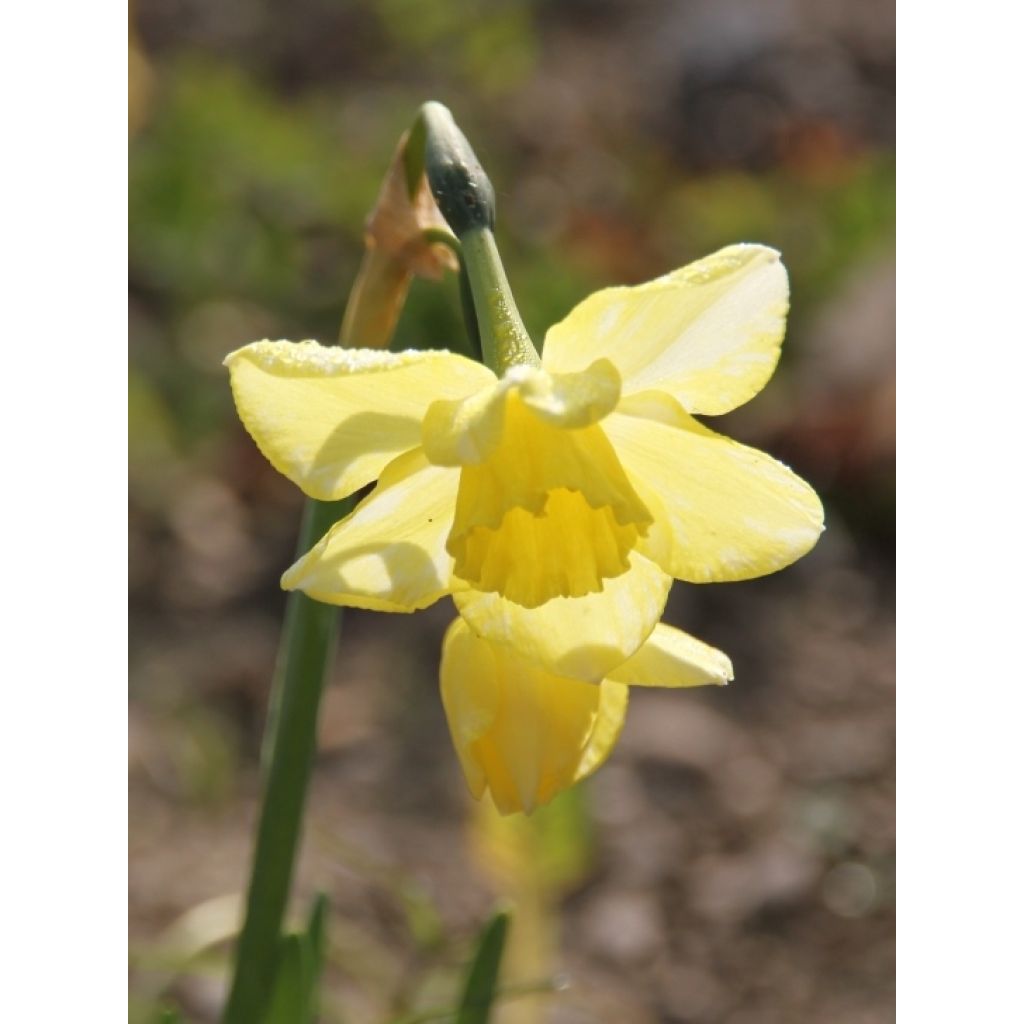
left=440, top=617, right=732, bottom=815
left=226, top=244, right=823, bottom=680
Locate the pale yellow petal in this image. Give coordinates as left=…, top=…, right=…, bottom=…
left=452, top=553, right=671, bottom=683
left=422, top=360, right=621, bottom=467
left=440, top=618, right=611, bottom=815
left=608, top=623, right=732, bottom=687
left=516, top=359, right=621, bottom=428
left=281, top=448, right=458, bottom=611
left=542, top=245, right=788, bottom=415
left=225, top=340, right=493, bottom=500
left=604, top=410, right=824, bottom=583
left=574, top=681, right=630, bottom=783
left=439, top=618, right=500, bottom=799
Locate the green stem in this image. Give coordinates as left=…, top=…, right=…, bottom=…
left=223, top=495, right=351, bottom=1023
left=419, top=229, right=482, bottom=363
left=459, top=227, right=540, bottom=375
left=457, top=257, right=483, bottom=364
left=416, top=101, right=538, bottom=375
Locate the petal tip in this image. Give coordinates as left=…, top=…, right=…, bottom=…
left=727, top=241, right=782, bottom=262
left=280, top=559, right=307, bottom=592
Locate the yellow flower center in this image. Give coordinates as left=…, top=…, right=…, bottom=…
left=447, top=395, right=652, bottom=607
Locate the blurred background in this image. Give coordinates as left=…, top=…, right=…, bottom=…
left=128, top=0, right=895, bottom=1021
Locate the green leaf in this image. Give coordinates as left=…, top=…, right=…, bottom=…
left=454, top=911, right=510, bottom=1024
left=264, top=935, right=311, bottom=1024
left=306, top=892, right=329, bottom=992
left=262, top=894, right=330, bottom=1024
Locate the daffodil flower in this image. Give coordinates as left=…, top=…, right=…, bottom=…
left=441, top=617, right=732, bottom=815
left=226, top=243, right=823, bottom=681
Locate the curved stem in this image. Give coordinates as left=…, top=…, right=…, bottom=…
left=459, top=227, right=540, bottom=375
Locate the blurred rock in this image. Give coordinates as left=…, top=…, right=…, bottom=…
left=786, top=714, right=893, bottom=782
left=580, top=889, right=663, bottom=965
left=689, top=837, right=821, bottom=922
left=658, top=962, right=731, bottom=1022
left=622, top=693, right=750, bottom=771
left=821, top=861, right=879, bottom=918
left=716, top=752, right=783, bottom=818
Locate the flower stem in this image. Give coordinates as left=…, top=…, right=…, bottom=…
left=222, top=495, right=351, bottom=1024
left=459, top=226, right=540, bottom=375
left=417, top=101, right=539, bottom=376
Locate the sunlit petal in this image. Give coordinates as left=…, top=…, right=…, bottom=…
left=453, top=553, right=671, bottom=682
left=542, top=245, right=788, bottom=415
left=574, top=681, right=630, bottom=784
left=422, top=359, right=621, bottom=467
left=225, top=340, right=493, bottom=500
left=282, top=448, right=458, bottom=611
left=438, top=619, right=500, bottom=800
left=608, top=623, right=733, bottom=687
left=440, top=618, right=614, bottom=814
left=604, top=410, right=824, bottom=582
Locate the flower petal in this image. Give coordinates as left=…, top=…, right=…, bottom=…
left=574, top=681, right=630, bottom=784
left=452, top=553, right=671, bottom=682
left=281, top=448, right=458, bottom=611
left=542, top=245, right=788, bottom=415
left=608, top=623, right=733, bottom=687
left=604, top=410, right=824, bottom=582
left=422, top=359, right=621, bottom=467
left=440, top=618, right=618, bottom=814
left=225, top=340, right=493, bottom=500
left=438, top=618, right=500, bottom=800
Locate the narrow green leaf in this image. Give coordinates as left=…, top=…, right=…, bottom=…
left=264, top=934, right=312, bottom=1024
left=261, top=895, right=330, bottom=1024
left=306, top=892, right=328, bottom=968
left=305, top=892, right=329, bottom=1020
left=454, top=912, right=510, bottom=1024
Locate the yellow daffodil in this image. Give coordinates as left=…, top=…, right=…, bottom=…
left=226, top=243, right=823, bottom=680
left=440, top=617, right=732, bottom=814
